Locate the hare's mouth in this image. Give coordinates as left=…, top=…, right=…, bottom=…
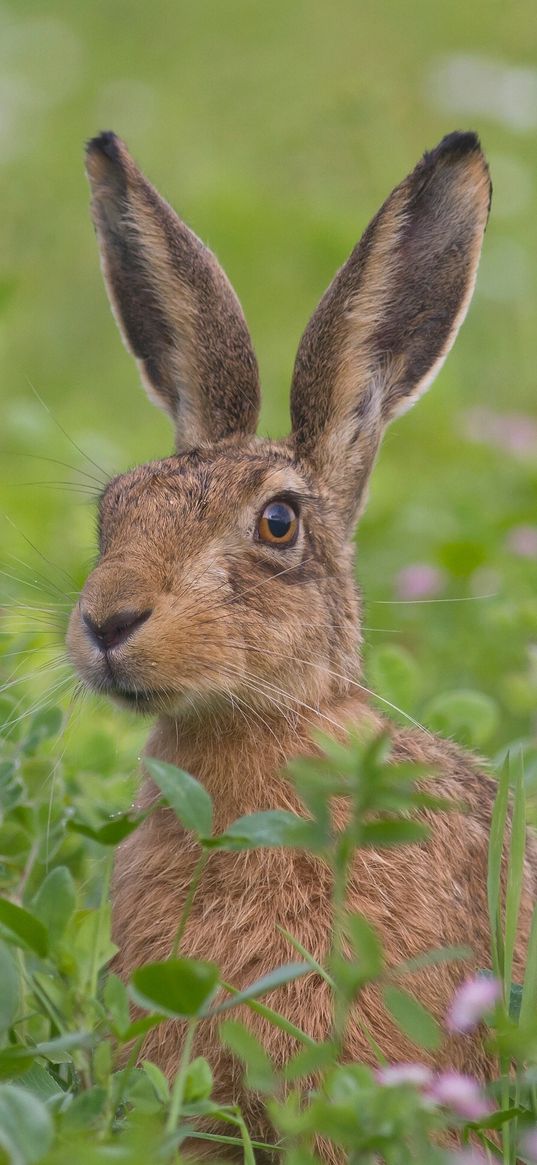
left=106, top=683, right=176, bottom=714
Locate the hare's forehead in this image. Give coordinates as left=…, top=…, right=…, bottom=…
left=99, top=452, right=310, bottom=522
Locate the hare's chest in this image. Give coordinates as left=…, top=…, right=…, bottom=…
left=178, top=847, right=333, bottom=987
left=113, top=826, right=332, bottom=989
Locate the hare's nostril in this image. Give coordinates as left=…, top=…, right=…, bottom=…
left=81, top=607, right=152, bottom=652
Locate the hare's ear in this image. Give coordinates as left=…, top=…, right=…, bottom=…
left=290, top=132, right=491, bottom=528
left=85, top=132, right=260, bottom=450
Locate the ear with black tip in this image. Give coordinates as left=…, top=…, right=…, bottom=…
left=290, top=131, right=491, bottom=528
left=85, top=131, right=260, bottom=450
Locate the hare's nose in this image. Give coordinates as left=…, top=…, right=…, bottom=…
left=81, top=607, right=152, bottom=652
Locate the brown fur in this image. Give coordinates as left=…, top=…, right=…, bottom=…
left=68, top=131, right=534, bottom=1155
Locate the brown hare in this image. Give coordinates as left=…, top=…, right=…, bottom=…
left=68, top=130, right=535, bottom=1141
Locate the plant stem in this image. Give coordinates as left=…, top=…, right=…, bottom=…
left=89, top=852, right=113, bottom=998
left=181, top=1129, right=276, bottom=1153
left=171, top=850, right=208, bottom=958
left=331, top=831, right=354, bottom=1047
left=275, top=923, right=335, bottom=987
left=102, top=1033, right=145, bottom=1136
left=165, top=1019, right=197, bottom=1134
left=220, top=982, right=315, bottom=1046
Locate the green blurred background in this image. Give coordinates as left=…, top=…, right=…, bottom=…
left=1, top=0, right=537, bottom=779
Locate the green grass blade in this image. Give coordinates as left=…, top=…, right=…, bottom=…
left=520, top=900, right=537, bottom=1028
left=504, top=755, right=526, bottom=996
left=488, top=758, right=510, bottom=981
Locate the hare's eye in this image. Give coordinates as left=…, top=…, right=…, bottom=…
left=257, top=500, right=299, bottom=546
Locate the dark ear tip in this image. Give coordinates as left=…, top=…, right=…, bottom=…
left=435, top=130, right=482, bottom=159
left=420, top=130, right=491, bottom=212
left=85, top=130, right=123, bottom=163
left=85, top=131, right=130, bottom=188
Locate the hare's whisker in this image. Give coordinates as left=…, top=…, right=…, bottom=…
left=26, top=377, right=111, bottom=480
left=218, top=660, right=346, bottom=736
left=1, top=674, right=74, bottom=739
left=0, top=450, right=107, bottom=489
left=369, top=594, right=498, bottom=606
left=0, top=659, right=69, bottom=697
left=0, top=646, right=63, bottom=661
left=12, top=482, right=99, bottom=497
left=3, top=519, right=78, bottom=597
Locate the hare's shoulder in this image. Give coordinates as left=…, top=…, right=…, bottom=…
left=389, top=724, right=537, bottom=897
left=390, top=726, right=497, bottom=824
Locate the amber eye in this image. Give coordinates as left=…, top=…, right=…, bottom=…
left=257, top=500, right=299, bottom=546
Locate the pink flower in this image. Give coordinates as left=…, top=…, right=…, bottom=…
left=446, top=976, right=501, bottom=1033
left=506, top=525, right=537, bottom=559
left=462, top=408, right=537, bottom=458
left=395, top=564, right=445, bottom=601
left=520, top=1127, right=537, bottom=1161
left=376, top=1062, right=433, bottom=1087
left=429, top=1072, right=494, bottom=1121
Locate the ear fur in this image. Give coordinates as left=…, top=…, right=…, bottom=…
left=85, top=132, right=260, bottom=450
left=290, top=131, right=492, bottom=527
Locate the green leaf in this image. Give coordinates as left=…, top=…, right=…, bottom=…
left=118, top=1014, right=164, bottom=1042
left=382, top=984, right=440, bottom=1050
left=130, top=958, right=219, bottom=1018
left=0, top=1033, right=93, bottom=1078
left=13, top=1064, right=64, bottom=1101
left=72, top=905, right=117, bottom=985
left=220, top=1019, right=275, bottom=1091
left=145, top=758, right=213, bottom=837
left=360, top=819, right=429, bottom=848
left=368, top=645, right=422, bottom=714
left=62, top=1086, right=107, bottom=1131
left=344, top=912, right=383, bottom=978
left=0, top=898, right=48, bottom=957
left=509, top=982, right=523, bottom=1021
left=466, top=1105, right=526, bottom=1131
left=67, top=813, right=148, bottom=846
left=520, top=901, right=537, bottom=1027
left=0, top=941, right=18, bottom=1032
left=104, top=972, right=131, bottom=1035
left=424, top=689, right=499, bottom=748
left=395, top=945, right=472, bottom=976
left=0, top=1084, right=53, bottom=1163
left=183, top=1056, right=213, bottom=1103
left=505, top=755, right=526, bottom=994
left=142, top=1060, right=170, bottom=1104
left=32, top=866, right=75, bottom=942
left=284, top=1040, right=337, bottom=1083
left=488, top=758, right=510, bottom=980
left=208, top=962, right=310, bottom=1016
left=30, top=1032, right=93, bottom=1058
left=0, top=1050, right=34, bottom=1081
left=211, top=810, right=314, bottom=851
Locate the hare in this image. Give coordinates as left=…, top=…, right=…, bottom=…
left=68, top=130, right=535, bottom=1145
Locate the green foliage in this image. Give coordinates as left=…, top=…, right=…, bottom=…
left=381, top=986, right=441, bottom=1052
left=145, top=760, right=213, bottom=838
left=130, top=959, right=219, bottom=1018
left=0, top=719, right=535, bottom=1162
left=424, top=689, right=500, bottom=748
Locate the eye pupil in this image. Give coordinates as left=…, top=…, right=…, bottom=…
left=257, top=500, right=298, bottom=546
left=267, top=504, right=292, bottom=538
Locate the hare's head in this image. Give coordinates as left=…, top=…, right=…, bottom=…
left=68, top=131, right=490, bottom=721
